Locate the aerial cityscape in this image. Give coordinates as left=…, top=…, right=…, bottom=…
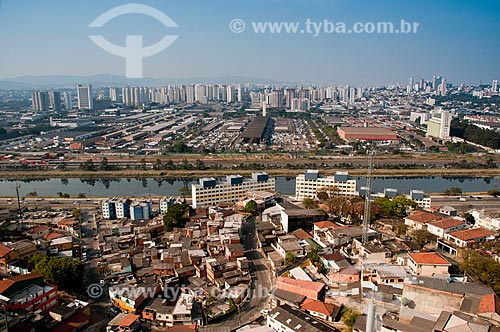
left=1, top=1, right=500, bottom=332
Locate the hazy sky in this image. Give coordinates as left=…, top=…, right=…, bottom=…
left=0, top=0, right=499, bottom=85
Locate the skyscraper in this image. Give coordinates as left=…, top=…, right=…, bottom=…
left=493, top=80, right=499, bottom=93
left=109, top=88, right=118, bottom=101
left=63, top=91, right=72, bottom=110
left=48, top=91, right=61, bottom=111
left=32, top=91, right=50, bottom=111
left=270, top=89, right=283, bottom=108
left=77, top=84, right=93, bottom=110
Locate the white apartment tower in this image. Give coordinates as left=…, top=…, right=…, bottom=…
left=77, top=84, right=93, bottom=110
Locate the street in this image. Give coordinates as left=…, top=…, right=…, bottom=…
left=212, top=217, right=273, bottom=329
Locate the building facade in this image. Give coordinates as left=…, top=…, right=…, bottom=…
left=191, top=173, right=275, bottom=208
left=295, top=170, right=357, bottom=200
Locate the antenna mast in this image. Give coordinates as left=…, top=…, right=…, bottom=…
left=362, top=151, right=374, bottom=244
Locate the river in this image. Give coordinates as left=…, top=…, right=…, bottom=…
left=0, top=176, right=497, bottom=197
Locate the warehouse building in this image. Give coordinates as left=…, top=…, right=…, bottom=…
left=337, top=126, right=398, bottom=142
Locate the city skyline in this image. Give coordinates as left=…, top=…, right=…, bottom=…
left=1, top=0, right=500, bottom=85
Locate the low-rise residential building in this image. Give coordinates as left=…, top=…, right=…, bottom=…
left=106, top=313, right=140, bottom=332
left=407, top=252, right=451, bottom=276
left=472, top=209, right=500, bottom=231
left=276, top=277, right=325, bottom=300
left=8, top=239, right=37, bottom=261
left=109, top=283, right=160, bottom=313
left=262, top=202, right=325, bottom=233
left=295, top=170, right=357, bottom=200
left=0, top=274, right=58, bottom=313
left=407, top=190, right=432, bottom=209
left=438, top=227, right=499, bottom=256
left=300, top=298, right=341, bottom=322
left=267, top=304, right=336, bottom=332
left=426, top=217, right=467, bottom=238
left=275, top=240, right=303, bottom=259
left=404, top=210, right=442, bottom=230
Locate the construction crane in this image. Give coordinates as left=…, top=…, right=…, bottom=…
left=362, top=150, right=375, bottom=244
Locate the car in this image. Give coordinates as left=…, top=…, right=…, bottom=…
left=260, top=310, right=269, bottom=315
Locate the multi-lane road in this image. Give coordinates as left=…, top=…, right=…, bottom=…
left=430, top=195, right=500, bottom=211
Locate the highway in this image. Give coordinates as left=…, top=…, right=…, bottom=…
left=430, top=195, right=500, bottom=211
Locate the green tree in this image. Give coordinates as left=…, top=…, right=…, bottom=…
left=100, top=157, right=110, bottom=171
left=317, top=191, right=329, bottom=202
left=461, top=251, right=500, bottom=294
left=463, top=212, right=475, bottom=224
left=373, top=195, right=417, bottom=218
left=228, top=298, right=237, bottom=311
left=72, top=209, right=81, bottom=221
left=78, top=192, right=86, bottom=198
left=487, top=189, right=500, bottom=197
left=80, top=159, right=96, bottom=171
left=303, top=198, right=319, bottom=210
left=153, top=158, right=163, bottom=170
left=32, top=255, right=84, bottom=294
left=163, top=203, right=189, bottom=231
left=411, top=229, right=435, bottom=250
left=179, top=186, right=190, bottom=198
left=285, top=253, right=295, bottom=265
left=244, top=200, right=258, bottom=214
left=444, top=187, right=462, bottom=196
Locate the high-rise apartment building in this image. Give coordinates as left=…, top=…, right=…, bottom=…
left=31, top=91, right=50, bottom=111
left=77, top=84, right=93, bottom=110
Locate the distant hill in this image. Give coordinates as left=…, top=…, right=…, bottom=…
left=0, top=74, right=290, bottom=89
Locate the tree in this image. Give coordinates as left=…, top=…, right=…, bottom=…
left=285, top=253, right=295, bottom=265
left=179, top=186, right=190, bottom=198
left=394, top=222, right=409, bottom=237
left=72, top=209, right=81, bottom=221
left=461, top=250, right=500, bottom=294
left=444, top=187, right=462, bottom=196
left=487, top=189, right=500, bottom=197
left=244, top=200, right=257, bottom=214
left=463, top=212, right=475, bottom=224
left=228, top=298, right=237, bottom=311
left=78, top=192, right=86, bottom=198
left=373, top=195, right=417, bottom=218
left=411, top=229, right=435, bottom=250
left=153, top=158, right=163, bottom=170
left=317, top=191, right=329, bottom=202
left=32, top=255, right=84, bottom=294
left=303, top=198, right=319, bottom=210
left=100, top=157, right=111, bottom=171
left=163, top=203, right=189, bottom=232
left=80, top=159, right=96, bottom=171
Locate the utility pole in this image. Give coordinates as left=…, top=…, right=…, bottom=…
left=362, top=151, right=375, bottom=245
left=15, top=182, right=22, bottom=218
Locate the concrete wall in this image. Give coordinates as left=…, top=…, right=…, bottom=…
left=402, top=284, right=462, bottom=316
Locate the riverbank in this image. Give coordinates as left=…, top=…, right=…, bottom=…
left=0, top=168, right=499, bottom=179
